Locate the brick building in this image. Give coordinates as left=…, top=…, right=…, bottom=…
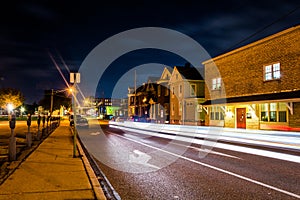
left=202, top=25, right=300, bottom=131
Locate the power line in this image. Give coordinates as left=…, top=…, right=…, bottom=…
left=225, top=4, right=300, bottom=52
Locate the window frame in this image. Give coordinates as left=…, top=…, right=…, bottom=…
left=212, top=78, right=221, bottom=90
left=263, top=62, right=281, bottom=81
left=190, top=84, right=196, bottom=96
left=260, top=102, right=287, bottom=123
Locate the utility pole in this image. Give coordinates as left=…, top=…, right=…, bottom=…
left=50, top=89, right=54, bottom=114
left=70, top=72, right=80, bottom=158
left=134, top=70, right=137, bottom=116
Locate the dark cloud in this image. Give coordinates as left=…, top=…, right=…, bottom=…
left=0, top=0, right=299, bottom=103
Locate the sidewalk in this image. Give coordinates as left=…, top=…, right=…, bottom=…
left=0, top=121, right=106, bottom=200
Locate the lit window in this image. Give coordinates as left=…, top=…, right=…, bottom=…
left=212, top=78, right=221, bottom=90
left=260, top=103, right=269, bottom=121
left=210, top=106, right=224, bottom=121
left=264, top=63, right=280, bottom=81
left=270, top=103, right=277, bottom=122
left=260, top=103, right=287, bottom=122
left=278, top=103, right=287, bottom=122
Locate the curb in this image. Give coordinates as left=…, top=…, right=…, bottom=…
left=75, top=132, right=107, bottom=200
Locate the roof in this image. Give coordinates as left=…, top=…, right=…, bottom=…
left=202, top=90, right=300, bottom=105
left=175, top=65, right=204, bottom=80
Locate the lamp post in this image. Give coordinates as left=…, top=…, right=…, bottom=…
left=50, top=88, right=70, bottom=115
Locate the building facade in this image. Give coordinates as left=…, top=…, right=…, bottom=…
left=169, top=65, right=205, bottom=125
left=155, top=67, right=172, bottom=123
left=203, top=25, right=300, bottom=131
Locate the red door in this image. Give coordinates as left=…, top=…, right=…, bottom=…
left=236, top=108, right=246, bottom=129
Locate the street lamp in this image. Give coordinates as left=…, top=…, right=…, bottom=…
left=50, top=88, right=71, bottom=114
left=20, top=106, right=25, bottom=117
left=7, top=103, right=14, bottom=114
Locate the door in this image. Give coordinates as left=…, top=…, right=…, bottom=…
left=236, top=108, right=246, bottom=129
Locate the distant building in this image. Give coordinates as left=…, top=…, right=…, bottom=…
left=95, top=97, right=117, bottom=119
left=202, top=25, right=300, bottom=131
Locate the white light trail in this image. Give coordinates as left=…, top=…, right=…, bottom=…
left=108, top=131, right=300, bottom=199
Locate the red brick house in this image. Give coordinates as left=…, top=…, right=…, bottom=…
left=202, top=25, right=300, bottom=131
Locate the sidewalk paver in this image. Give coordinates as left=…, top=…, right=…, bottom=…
left=0, top=122, right=105, bottom=200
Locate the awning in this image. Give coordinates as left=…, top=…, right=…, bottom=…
left=202, top=90, right=300, bottom=105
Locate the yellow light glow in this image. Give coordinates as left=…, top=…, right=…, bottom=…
left=7, top=103, right=14, bottom=112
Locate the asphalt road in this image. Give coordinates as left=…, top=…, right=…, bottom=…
left=78, top=120, right=300, bottom=200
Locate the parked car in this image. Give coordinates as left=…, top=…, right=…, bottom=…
left=69, top=114, right=82, bottom=126
left=76, top=117, right=89, bottom=128
left=130, top=115, right=150, bottom=123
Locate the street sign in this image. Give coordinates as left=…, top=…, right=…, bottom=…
left=70, top=72, right=80, bottom=83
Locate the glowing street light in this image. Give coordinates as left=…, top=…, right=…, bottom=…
left=50, top=87, right=72, bottom=114
left=7, top=103, right=14, bottom=113
left=20, top=106, right=25, bottom=117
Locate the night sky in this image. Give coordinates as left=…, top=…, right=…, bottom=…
left=0, top=1, right=299, bottom=104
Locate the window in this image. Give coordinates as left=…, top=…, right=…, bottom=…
left=171, top=103, right=175, bottom=115
left=260, top=103, right=287, bottom=122
left=278, top=103, right=287, bottom=122
left=212, top=78, right=221, bottom=90
left=165, top=87, right=169, bottom=96
left=179, top=102, right=182, bottom=113
left=179, top=85, right=182, bottom=96
left=261, top=103, right=269, bottom=121
left=210, top=106, right=224, bottom=121
left=190, top=84, right=196, bottom=96
left=172, top=87, right=175, bottom=98
left=270, top=103, right=277, bottom=122
left=264, top=63, right=280, bottom=81
left=158, top=85, right=161, bottom=97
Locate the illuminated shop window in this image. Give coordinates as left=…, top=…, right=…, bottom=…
left=261, top=103, right=269, bottom=121
left=260, top=103, right=287, bottom=122
left=278, top=103, right=287, bottom=122
left=270, top=103, right=277, bottom=122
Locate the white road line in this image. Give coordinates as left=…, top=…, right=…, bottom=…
left=107, top=131, right=300, bottom=199
left=174, top=142, right=242, bottom=160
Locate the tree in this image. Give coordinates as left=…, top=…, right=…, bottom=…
left=38, top=90, right=71, bottom=111
left=0, top=88, right=25, bottom=110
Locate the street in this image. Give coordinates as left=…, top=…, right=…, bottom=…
left=77, top=120, right=300, bottom=200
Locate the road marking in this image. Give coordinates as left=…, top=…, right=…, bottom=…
left=174, top=142, right=242, bottom=160
left=90, top=132, right=101, bottom=135
left=108, top=131, right=300, bottom=199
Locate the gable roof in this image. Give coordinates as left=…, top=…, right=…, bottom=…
left=159, top=67, right=172, bottom=81
left=174, top=66, right=204, bottom=80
